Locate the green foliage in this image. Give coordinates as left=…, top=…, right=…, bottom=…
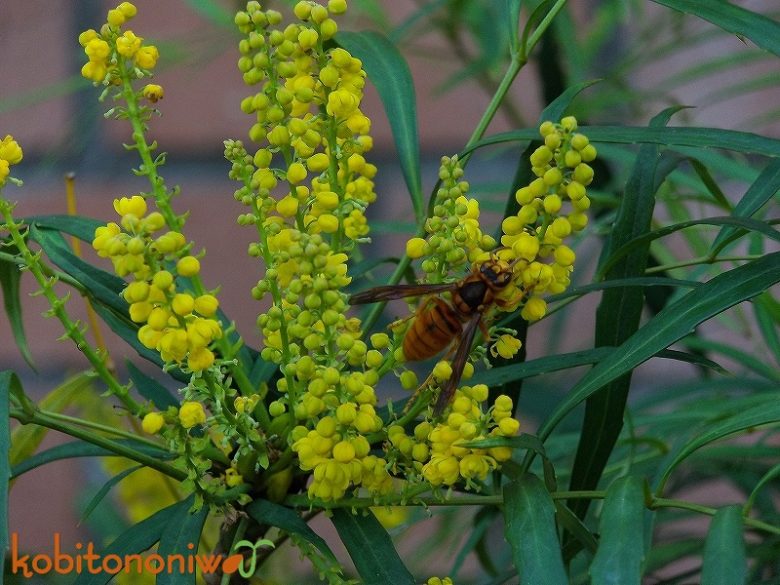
left=1, top=1, right=779, bottom=584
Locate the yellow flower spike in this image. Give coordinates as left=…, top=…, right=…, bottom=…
left=432, top=360, right=453, bottom=382
left=171, top=293, right=195, bottom=316
left=107, top=8, right=126, bottom=27
left=188, top=347, right=215, bottom=371
left=0, top=160, right=10, bottom=186
left=85, top=38, right=111, bottom=61
left=141, top=412, right=165, bottom=434
left=194, top=294, right=219, bottom=317
left=142, top=84, right=164, bottom=103
left=491, top=334, right=522, bottom=359
left=116, top=30, right=142, bottom=57
left=134, top=45, right=160, bottom=69
left=0, top=135, right=24, bottom=165
left=117, top=2, right=137, bottom=18
left=81, top=61, right=108, bottom=83
left=178, top=401, right=207, bottom=429
left=521, top=296, right=547, bottom=321
left=176, top=256, right=201, bottom=277
left=113, top=198, right=146, bottom=222
left=405, top=237, right=428, bottom=259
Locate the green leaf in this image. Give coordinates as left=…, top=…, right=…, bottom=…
left=127, top=361, right=179, bottom=408
left=710, top=158, right=780, bottom=255
left=589, top=476, right=646, bottom=585
left=657, top=397, right=780, bottom=491
left=80, top=465, right=143, bottom=524
left=474, top=125, right=780, bottom=157
left=331, top=508, right=415, bottom=585
left=651, top=0, right=780, bottom=58
left=25, top=214, right=104, bottom=243
left=0, top=240, right=34, bottom=368
left=568, top=108, right=671, bottom=529
left=245, top=499, right=337, bottom=563
left=72, top=497, right=192, bottom=585
left=157, top=498, right=210, bottom=584
left=182, top=0, right=233, bottom=27
left=598, top=216, right=780, bottom=279
left=9, top=372, right=94, bottom=468
left=336, top=31, right=423, bottom=221
left=28, top=225, right=127, bottom=312
left=540, top=79, right=602, bottom=123
left=0, top=371, right=19, bottom=583
left=701, top=505, right=747, bottom=585
left=503, top=473, right=567, bottom=584
left=10, top=439, right=174, bottom=479
left=537, top=251, right=780, bottom=443
left=754, top=293, right=780, bottom=367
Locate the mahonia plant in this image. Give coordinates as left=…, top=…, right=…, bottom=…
left=1, top=1, right=595, bottom=579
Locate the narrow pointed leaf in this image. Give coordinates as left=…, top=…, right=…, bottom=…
left=0, top=371, right=19, bottom=584
left=658, top=398, right=780, bottom=490
left=10, top=439, right=174, bottom=479
left=710, top=158, right=780, bottom=255
left=537, top=251, right=780, bottom=442
left=589, top=476, right=646, bottom=585
left=80, top=465, right=143, bottom=524
left=72, top=497, right=191, bottom=585
left=473, top=126, right=780, bottom=157
left=701, top=505, right=747, bottom=585
left=337, top=31, right=422, bottom=221
left=331, top=508, right=415, bottom=585
left=651, top=0, right=780, bottom=58
left=9, top=372, right=94, bottom=468
left=246, top=499, right=337, bottom=563
left=569, top=108, right=671, bottom=528
left=540, top=79, right=602, bottom=123
left=127, top=361, right=179, bottom=408
left=26, top=214, right=104, bottom=242
left=503, top=473, right=567, bottom=584
left=0, top=241, right=34, bottom=367
left=157, top=499, right=210, bottom=584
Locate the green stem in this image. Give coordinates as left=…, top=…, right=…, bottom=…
left=220, top=516, right=250, bottom=585
left=39, top=410, right=166, bottom=450
left=11, top=408, right=185, bottom=481
left=0, top=202, right=141, bottom=415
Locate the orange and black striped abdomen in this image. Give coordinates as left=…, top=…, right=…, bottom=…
left=403, top=299, right=462, bottom=361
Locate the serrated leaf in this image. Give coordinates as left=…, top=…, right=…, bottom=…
left=701, top=505, right=747, bottom=585
left=331, top=508, right=415, bottom=585
left=537, top=251, right=780, bottom=442
left=72, top=497, right=191, bottom=585
left=0, top=240, right=34, bottom=368
left=337, top=31, right=423, bottom=222
left=245, top=499, right=336, bottom=563
left=0, top=371, right=19, bottom=584
left=157, top=498, right=210, bottom=584
left=589, top=476, right=646, bottom=585
left=503, top=473, right=567, bottom=584
left=651, top=0, right=780, bottom=58
left=10, top=439, right=174, bottom=479
left=127, top=361, right=179, bottom=408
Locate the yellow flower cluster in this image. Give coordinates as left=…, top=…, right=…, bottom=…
left=228, top=1, right=391, bottom=502
left=389, top=386, right=518, bottom=488
left=234, top=0, right=376, bottom=244
left=499, top=116, right=596, bottom=321
left=79, top=2, right=159, bottom=84
left=292, top=408, right=392, bottom=500
left=92, top=195, right=223, bottom=371
left=0, top=135, right=23, bottom=187
left=407, top=155, right=496, bottom=273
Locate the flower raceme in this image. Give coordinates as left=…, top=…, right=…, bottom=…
left=79, top=2, right=160, bottom=85
left=93, top=195, right=223, bottom=372
left=0, top=135, right=23, bottom=187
